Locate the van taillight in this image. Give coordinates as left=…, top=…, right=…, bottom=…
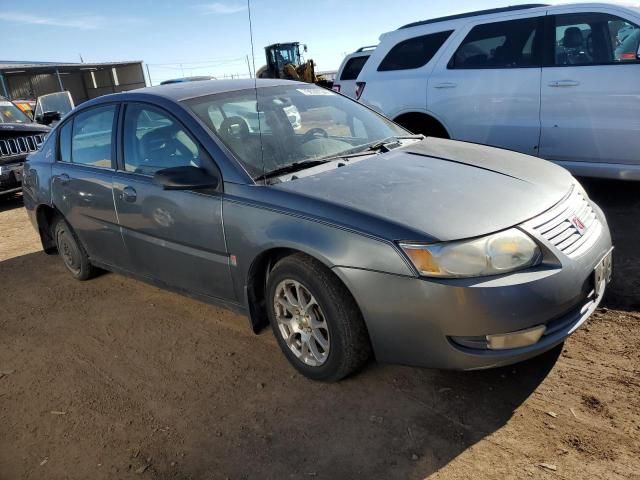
left=332, top=84, right=341, bottom=92
left=355, top=82, right=366, bottom=100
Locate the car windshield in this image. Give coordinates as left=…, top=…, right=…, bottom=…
left=34, top=92, right=74, bottom=119
left=185, top=84, right=407, bottom=178
left=0, top=99, right=32, bottom=124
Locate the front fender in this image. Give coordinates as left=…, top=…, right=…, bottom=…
left=222, top=194, right=415, bottom=307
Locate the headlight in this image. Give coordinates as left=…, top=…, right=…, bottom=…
left=400, top=228, right=541, bottom=278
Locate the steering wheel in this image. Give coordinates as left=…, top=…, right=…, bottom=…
left=219, top=116, right=250, bottom=142
left=301, top=127, right=328, bottom=144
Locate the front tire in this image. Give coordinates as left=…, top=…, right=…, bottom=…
left=53, top=218, right=96, bottom=281
left=266, top=254, right=371, bottom=382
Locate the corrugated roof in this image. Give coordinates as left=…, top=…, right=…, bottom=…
left=0, top=61, right=143, bottom=72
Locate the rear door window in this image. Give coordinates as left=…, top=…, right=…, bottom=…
left=70, top=105, right=116, bottom=168
left=450, top=17, right=542, bottom=68
left=340, top=55, right=370, bottom=80
left=378, top=31, right=453, bottom=71
left=58, top=121, right=72, bottom=163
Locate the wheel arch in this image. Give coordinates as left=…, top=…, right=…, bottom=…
left=35, top=203, right=62, bottom=254
left=244, top=246, right=354, bottom=334
left=393, top=111, right=450, bottom=138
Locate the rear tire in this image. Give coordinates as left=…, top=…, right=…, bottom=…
left=266, top=253, right=371, bottom=382
left=53, top=218, right=96, bottom=281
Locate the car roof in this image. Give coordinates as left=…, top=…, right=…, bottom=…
left=398, top=4, right=549, bottom=30
left=90, top=78, right=307, bottom=105
left=375, top=3, right=640, bottom=47
left=394, top=3, right=639, bottom=32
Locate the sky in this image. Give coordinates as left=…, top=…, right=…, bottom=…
left=0, top=0, right=636, bottom=84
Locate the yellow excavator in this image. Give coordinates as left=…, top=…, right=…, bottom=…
left=257, top=42, right=332, bottom=88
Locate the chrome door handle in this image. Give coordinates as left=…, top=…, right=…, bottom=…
left=548, top=80, right=580, bottom=87
left=58, top=173, right=70, bottom=185
left=121, top=186, right=137, bottom=203
left=434, top=82, right=457, bottom=89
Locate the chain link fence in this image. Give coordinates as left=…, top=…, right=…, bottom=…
left=145, top=57, right=254, bottom=85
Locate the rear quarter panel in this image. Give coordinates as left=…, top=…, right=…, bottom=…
left=22, top=133, right=56, bottom=225
left=358, top=24, right=458, bottom=118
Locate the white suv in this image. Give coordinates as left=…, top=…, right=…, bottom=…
left=357, top=3, right=640, bottom=180
left=333, top=46, right=376, bottom=98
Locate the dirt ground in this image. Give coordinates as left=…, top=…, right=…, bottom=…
left=0, top=180, right=639, bottom=480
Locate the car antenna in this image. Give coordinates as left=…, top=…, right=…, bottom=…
left=247, top=0, right=266, bottom=183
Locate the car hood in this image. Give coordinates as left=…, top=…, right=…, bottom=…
left=273, top=138, right=574, bottom=241
left=0, top=122, right=50, bottom=134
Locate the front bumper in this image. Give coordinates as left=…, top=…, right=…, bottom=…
left=333, top=204, right=613, bottom=370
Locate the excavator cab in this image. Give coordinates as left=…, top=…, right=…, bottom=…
left=264, top=43, right=306, bottom=79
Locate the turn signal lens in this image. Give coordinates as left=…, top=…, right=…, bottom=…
left=402, top=247, right=441, bottom=275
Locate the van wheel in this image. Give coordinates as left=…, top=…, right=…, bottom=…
left=266, top=253, right=371, bottom=382
left=53, top=218, right=96, bottom=281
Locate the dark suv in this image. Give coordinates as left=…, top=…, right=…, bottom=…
left=0, top=97, right=50, bottom=196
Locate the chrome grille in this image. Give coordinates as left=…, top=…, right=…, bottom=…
left=525, top=186, right=602, bottom=258
left=0, top=133, right=45, bottom=157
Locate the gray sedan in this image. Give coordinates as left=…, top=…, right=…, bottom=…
left=23, top=79, right=613, bottom=381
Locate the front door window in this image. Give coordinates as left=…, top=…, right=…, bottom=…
left=123, top=104, right=203, bottom=175
left=553, top=13, right=640, bottom=66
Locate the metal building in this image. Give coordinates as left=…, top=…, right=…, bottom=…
left=0, top=61, right=147, bottom=104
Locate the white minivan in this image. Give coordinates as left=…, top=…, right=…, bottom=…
left=357, top=3, right=640, bottom=180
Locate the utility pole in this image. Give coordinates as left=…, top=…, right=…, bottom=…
left=246, top=55, right=252, bottom=78
left=55, top=68, right=64, bottom=92
left=0, top=74, right=10, bottom=99
left=145, top=63, right=152, bottom=86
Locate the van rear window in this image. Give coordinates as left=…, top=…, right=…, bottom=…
left=340, top=55, right=370, bottom=80
left=378, top=30, right=453, bottom=71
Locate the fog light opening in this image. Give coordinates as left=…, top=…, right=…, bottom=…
left=486, top=325, right=546, bottom=350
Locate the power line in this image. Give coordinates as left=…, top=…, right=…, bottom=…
left=147, top=57, right=247, bottom=67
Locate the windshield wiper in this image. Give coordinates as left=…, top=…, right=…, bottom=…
left=254, top=158, right=333, bottom=181
left=318, top=135, right=425, bottom=162
left=255, top=135, right=425, bottom=182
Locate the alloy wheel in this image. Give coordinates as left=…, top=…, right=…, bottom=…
left=273, top=279, right=330, bottom=367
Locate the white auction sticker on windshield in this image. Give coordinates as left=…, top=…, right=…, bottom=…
left=296, top=88, right=333, bottom=96
left=0, top=101, right=14, bottom=107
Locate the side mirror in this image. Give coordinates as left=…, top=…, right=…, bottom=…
left=36, top=111, right=61, bottom=126
left=152, top=166, right=219, bottom=191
